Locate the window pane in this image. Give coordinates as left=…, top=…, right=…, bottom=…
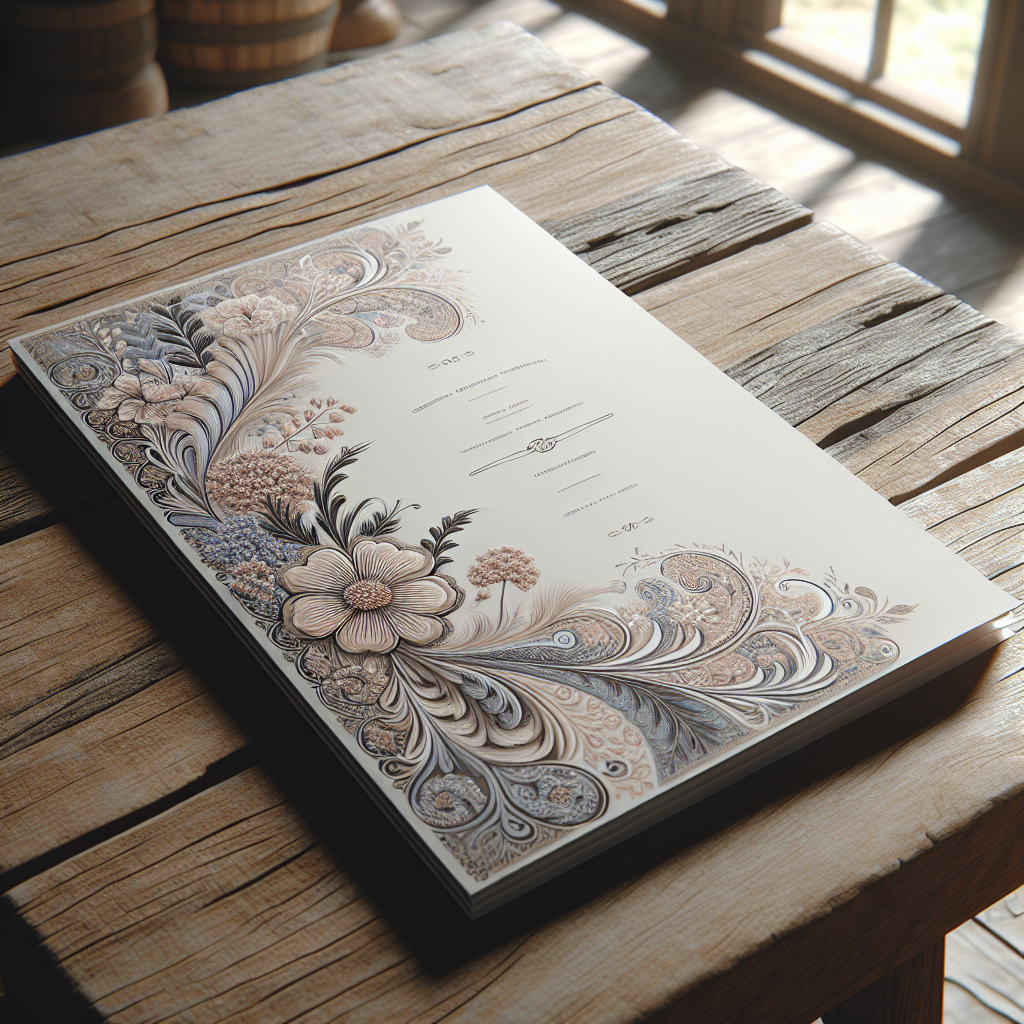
left=887, top=0, right=986, bottom=122
left=781, top=0, right=878, bottom=72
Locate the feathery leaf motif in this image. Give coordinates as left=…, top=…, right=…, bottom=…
left=312, top=441, right=372, bottom=547
left=150, top=299, right=216, bottom=368
left=422, top=509, right=478, bottom=570
left=358, top=499, right=421, bottom=539
left=261, top=495, right=319, bottom=546
left=139, top=227, right=466, bottom=525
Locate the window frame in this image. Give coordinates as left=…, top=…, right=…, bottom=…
left=576, top=0, right=1024, bottom=211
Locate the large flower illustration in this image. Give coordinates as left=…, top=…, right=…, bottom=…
left=95, top=358, right=208, bottom=424
left=203, top=294, right=297, bottom=340
left=279, top=539, right=461, bottom=653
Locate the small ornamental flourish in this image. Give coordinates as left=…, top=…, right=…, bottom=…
left=22, top=218, right=914, bottom=883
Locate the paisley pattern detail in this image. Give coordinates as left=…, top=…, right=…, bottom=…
left=502, top=764, right=606, bottom=825
left=20, top=218, right=914, bottom=884
left=49, top=351, right=120, bottom=392
left=415, top=774, right=489, bottom=827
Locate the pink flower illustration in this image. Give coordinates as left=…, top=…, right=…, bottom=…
left=95, top=358, right=198, bottom=424
left=467, top=545, right=540, bottom=619
left=202, top=294, right=296, bottom=339
left=279, top=539, right=460, bottom=653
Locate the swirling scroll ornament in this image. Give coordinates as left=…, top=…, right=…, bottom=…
left=24, top=219, right=470, bottom=530
left=49, top=351, right=120, bottom=392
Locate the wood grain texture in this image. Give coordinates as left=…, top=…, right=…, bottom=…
left=946, top=922, right=1024, bottom=1024
left=3, top=459, right=1022, bottom=1024
left=729, top=296, right=1006, bottom=438
left=898, top=447, right=1024, bottom=601
left=635, top=220, right=893, bottom=370
left=821, top=939, right=944, bottom=1024
left=725, top=282, right=1024, bottom=502
left=823, top=343, right=1024, bottom=506
left=539, top=169, right=811, bottom=293
left=0, top=504, right=301, bottom=877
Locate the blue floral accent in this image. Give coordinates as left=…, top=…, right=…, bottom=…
left=186, top=513, right=300, bottom=571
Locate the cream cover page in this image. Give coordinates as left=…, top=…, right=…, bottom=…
left=11, top=187, right=1017, bottom=908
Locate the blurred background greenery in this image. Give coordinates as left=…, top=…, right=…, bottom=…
left=783, top=0, right=986, bottom=120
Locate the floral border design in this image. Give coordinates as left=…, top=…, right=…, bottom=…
left=21, top=219, right=914, bottom=883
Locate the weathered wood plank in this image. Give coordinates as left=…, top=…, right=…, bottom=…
left=539, top=169, right=811, bottom=293
left=719, top=281, right=1024, bottom=502
left=944, top=983, right=1012, bottom=1024
left=0, top=505, right=300, bottom=878
left=728, top=296, right=1014, bottom=436
left=950, top=884, right=1024, bottom=1019
left=0, top=516, right=177, bottom=745
left=635, top=220, right=893, bottom=369
left=825, top=351, right=1024, bottom=505
left=1, top=659, right=282, bottom=883
left=3, top=459, right=1021, bottom=1024
left=0, top=21, right=596, bottom=272
left=945, top=922, right=1024, bottom=1024
left=6, top=650, right=1022, bottom=1024
left=898, top=447, right=1024, bottom=601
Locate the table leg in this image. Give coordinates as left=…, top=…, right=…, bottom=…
left=821, top=938, right=945, bottom=1024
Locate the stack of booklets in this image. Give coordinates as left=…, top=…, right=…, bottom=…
left=12, top=187, right=1017, bottom=916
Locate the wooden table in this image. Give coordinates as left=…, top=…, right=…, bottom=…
left=1, top=22, right=1023, bottom=1024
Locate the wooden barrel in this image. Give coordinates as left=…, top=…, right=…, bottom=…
left=157, top=0, right=341, bottom=90
left=0, top=0, right=168, bottom=136
left=330, top=0, right=401, bottom=52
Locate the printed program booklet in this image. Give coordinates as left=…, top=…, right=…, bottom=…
left=12, top=187, right=1018, bottom=915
